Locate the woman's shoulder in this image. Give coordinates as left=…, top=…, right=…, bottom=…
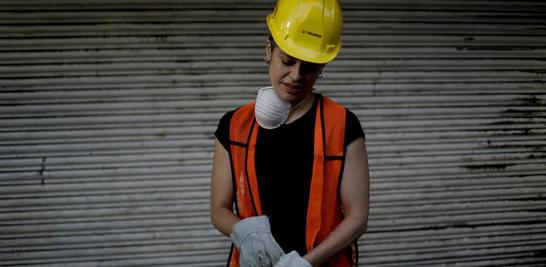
left=217, top=100, right=256, bottom=126
left=344, top=107, right=365, bottom=146
left=215, top=100, right=256, bottom=149
left=218, top=109, right=236, bottom=127
left=214, top=109, right=237, bottom=150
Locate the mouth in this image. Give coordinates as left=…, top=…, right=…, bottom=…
left=281, top=82, right=303, bottom=94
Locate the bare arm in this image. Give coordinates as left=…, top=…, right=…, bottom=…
left=303, top=137, right=370, bottom=266
left=210, top=138, right=241, bottom=236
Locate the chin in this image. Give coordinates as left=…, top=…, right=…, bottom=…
left=278, top=93, right=295, bottom=104
left=282, top=90, right=301, bottom=102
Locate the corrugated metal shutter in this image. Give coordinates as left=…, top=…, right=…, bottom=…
left=1, top=0, right=545, bottom=266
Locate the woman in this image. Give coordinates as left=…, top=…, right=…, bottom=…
left=210, top=0, right=370, bottom=266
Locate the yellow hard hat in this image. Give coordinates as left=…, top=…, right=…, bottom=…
left=266, top=0, right=342, bottom=64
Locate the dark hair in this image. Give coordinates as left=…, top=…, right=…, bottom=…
left=268, top=33, right=277, bottom=49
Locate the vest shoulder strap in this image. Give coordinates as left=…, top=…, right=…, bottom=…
left=230, top=102, right=256, bottom=145
left=321, top=95, right=347, bottom=157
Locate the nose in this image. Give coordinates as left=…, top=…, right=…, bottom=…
left=289, top=61, right=303, bottom=81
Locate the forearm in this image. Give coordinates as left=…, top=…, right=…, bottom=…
left=303, top=214, right=367, bottom=266
left=211, top=207, right=241, bottom=237
left=210, top=138, right=241, bottom=237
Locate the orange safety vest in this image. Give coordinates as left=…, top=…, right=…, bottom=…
left=227, top=95, right=357, bottom=267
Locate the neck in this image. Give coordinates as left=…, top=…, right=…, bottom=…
left=286, top=92, right=315, bottom=124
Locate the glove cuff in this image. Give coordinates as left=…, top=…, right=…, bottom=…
left=230, top=215, right=271, bottom=248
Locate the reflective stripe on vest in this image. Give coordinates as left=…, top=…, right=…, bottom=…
left=227, top=95, right=355, bottom=267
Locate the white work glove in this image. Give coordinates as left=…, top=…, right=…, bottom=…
left=274, top=251, right=312, bottom=267
left=230, top=215, right=285, bottom=267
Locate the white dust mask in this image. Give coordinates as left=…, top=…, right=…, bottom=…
left=254, top=87, right=291, bottom=129
left=254, top=86, right=311, bottom=129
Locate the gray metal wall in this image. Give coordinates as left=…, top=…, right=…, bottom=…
left=1, top=0, right=545, bottom=266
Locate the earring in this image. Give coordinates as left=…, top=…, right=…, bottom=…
left=264, top=56, right=270, bottom=64
left=318, top=73, right=323, bottom=78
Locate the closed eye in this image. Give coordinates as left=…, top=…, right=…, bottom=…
left=282, top=59, right=295, bottom=66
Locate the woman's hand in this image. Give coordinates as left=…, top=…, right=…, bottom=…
left=231, top=216, right=285, bottom=267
